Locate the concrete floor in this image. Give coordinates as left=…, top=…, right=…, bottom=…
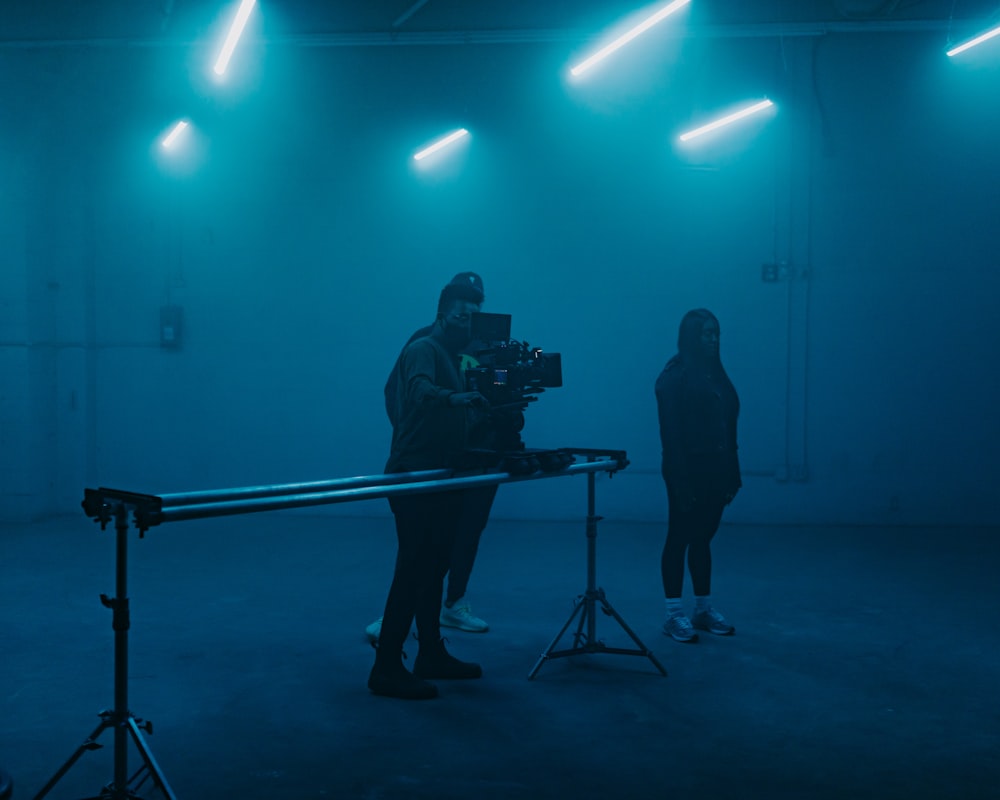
left=2, top=510, right=998, bottom=800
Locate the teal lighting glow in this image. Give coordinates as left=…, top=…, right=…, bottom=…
left=213, top=0, right=257, bottom=76
left=413, top=128, right=469, bottom=161
left=570, top=0, right=692, bottom=77
left=679, top=99, right=775, bottom=143
left=161, top=120, right=190, bottom=149
left=947, top=22, right=1000, bottom=56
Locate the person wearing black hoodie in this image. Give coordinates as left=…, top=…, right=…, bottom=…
left=365, top=272, right=496, bottom=644
left=368, top=281, right=489, bottom=700
left=655, top=309, right=741, bottom=643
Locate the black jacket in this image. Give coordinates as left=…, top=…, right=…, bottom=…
left=655, top=311, right=741, bottom=505
left=385, top=333, right=467, bottom=474
left=384, top=324, right=435, bottom=426
left=385, top=326, right=494, bottom=448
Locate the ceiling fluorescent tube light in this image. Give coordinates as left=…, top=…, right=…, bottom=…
left=679, top=99, right=774, bottom=142
left=413, top=128, right=469, bottom=161
left=214, top=0, right=257, bottom=76
left=161, top=120, right=190, bottom=149
left=947, top=22, right=1000, bottom=56
left=571, top=0, right=692, bottom=77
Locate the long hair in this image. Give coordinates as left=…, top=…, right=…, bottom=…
left=665, top=308, right=734, bottom=390
left=676, top=308, right=719, bottom=364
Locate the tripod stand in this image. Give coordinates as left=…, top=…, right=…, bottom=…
left=34, top=503, right=177, bottom=800
left=528, top=466, right=667, bottom=679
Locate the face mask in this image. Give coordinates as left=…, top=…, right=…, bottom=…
left=441, top=318, right=471, bottom=350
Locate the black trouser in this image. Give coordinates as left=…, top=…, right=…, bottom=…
left=444, top=484, right=498, bottom=607
left=379, top=491, right=463, bottom=659
left=660, top=493, right=725, bottom=599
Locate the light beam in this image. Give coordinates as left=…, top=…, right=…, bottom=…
left=213, top=0, right=257, bottom=76
left=161, top=120, right=190, bottom=149
left=679, top=99, right=775, bottom=143
left=413, top=128, right=469, bottom=161
left=947, top=22, right=1000, bottom=57
left=570, top=0, right=692, bottom=77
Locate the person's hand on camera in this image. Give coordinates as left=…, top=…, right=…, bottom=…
left=449, top=391, right=489, bottom=409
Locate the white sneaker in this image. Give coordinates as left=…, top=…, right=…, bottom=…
left=440, top=600, right=489, bottom=632
left=691, top=607, right=735, bottom=636
left=365, top=616, right=382, bottom=643
left=663, top=612, right=699, bottom=643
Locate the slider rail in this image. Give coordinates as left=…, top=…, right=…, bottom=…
left=82, top=448, right=628, bottom=533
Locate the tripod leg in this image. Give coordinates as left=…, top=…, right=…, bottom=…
left=571, top=594, right=593, bottom=648
left=527, top=596, right=586, bottom=680
left=596, top=591, right=668, bottom=676
left=126, top=718, right=178, bottom=800
left=32, top=718, right=111, bottom=800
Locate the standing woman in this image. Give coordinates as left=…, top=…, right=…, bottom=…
left=655, top=309, right=741, bottom=643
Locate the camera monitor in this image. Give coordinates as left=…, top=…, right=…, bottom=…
left=470, top=312, right=511, bottom=343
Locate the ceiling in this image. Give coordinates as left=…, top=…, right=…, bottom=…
left=2, top=0, right=998, bottom=44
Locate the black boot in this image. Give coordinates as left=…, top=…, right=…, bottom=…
left=413, top=638, right=483, bottom=680
left=368, top=651, right=438, bottom=700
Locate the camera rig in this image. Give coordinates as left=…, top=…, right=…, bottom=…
left=464, top=312, right=562, bottom=412
left=463, top=312, right=562, bottom=451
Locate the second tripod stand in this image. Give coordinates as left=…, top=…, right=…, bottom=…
left=33, top=502, right=177, bottom=800
left=528, top=467, right=667, bottom=679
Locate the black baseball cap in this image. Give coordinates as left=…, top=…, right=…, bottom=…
left=449, top=272, right=485, bottom=298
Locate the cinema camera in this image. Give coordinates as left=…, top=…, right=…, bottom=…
left=465, top=312, right=562, bottom=408
left=449, top=311, right=573, bottom=473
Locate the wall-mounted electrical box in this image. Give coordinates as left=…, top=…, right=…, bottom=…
left=160, top=305, right=183, bottom=349
left=762, top=262, right=795, bottom=283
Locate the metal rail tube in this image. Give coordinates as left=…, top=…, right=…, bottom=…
left=156, top=459, right=619, bottom=524
left=157, top=469, right=453, bottom=507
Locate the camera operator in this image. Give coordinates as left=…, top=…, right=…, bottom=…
left=368, top=281, right=489, bottom=700
left=366, top=272, right=497, bottom=643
